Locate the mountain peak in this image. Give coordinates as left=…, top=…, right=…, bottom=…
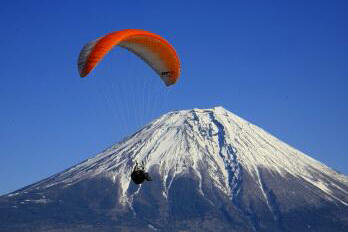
left=2, top=107, right=348, bottom=231
left=12, top=107, right=347, bottom=204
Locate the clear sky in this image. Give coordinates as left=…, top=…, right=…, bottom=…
left=1, top=0, right=347, bottom=195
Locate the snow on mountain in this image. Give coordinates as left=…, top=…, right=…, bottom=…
left=13, top=107, right=347, bottom=206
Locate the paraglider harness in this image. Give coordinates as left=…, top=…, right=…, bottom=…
left=131, top=161, right=152, bottom=185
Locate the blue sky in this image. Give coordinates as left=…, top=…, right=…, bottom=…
left=1, top=0, right=347, bottom=195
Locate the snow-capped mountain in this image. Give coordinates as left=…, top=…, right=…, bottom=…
left=1, top=107, right=347, bottom=232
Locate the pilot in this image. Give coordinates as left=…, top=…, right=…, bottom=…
left=131, top=161, right=152, bottom=184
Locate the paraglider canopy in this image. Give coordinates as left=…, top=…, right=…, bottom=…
left=78, top=29, right=181, bottom=86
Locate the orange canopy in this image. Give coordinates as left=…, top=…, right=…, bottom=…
left=78, top=29, right=181, bottom=86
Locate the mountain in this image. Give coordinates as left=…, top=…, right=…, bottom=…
left=1, top=107, right=347, bottom=232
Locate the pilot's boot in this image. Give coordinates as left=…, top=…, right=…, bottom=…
left=144, top=172, right=152, bottom=181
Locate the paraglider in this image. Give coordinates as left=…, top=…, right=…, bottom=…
left=131, top=161, right=152, bottom=185
left=77, top=29, right=181, bottom=184
left=78, top=29, right=181, bottom=86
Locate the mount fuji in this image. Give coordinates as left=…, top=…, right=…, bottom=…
left=1, top=107, right=347, bottom=232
